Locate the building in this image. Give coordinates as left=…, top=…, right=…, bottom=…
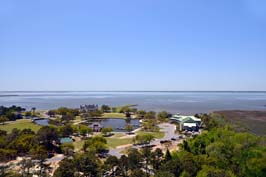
left=80, top=104, right=98, bottom=113
left=90, top=122, right=102, bottom=132
left=170, top=114, right=201, bottom=131
left=60, top=137, right=73, bottom=144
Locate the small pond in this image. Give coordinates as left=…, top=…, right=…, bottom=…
left=90, top=118, right=141, bottom=132
left=34, top=118, right=141, bottom=132
left=34, top=118, right=49, bottom=126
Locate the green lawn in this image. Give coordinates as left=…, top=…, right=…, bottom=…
left=72, top=140, right=85, bottom=151
left=111, top=133, right=125, bottom=138
left=106, top=137, right=133, bottom=148
left=101, top=113, right=126, bottom=119
left=137, top=131, right=165, bottom=139
left=72, top=131, right=164, bottom=150
left=72, top=137, right=132, bottom=150
left=0, top=119, right=42, bottom=133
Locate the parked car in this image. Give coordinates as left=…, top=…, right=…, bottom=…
left=160, top=140, right=171, bottom=144
left=171, top=137, right=177, bottom=141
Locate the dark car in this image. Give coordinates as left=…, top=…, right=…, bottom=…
left=160, top=140, right=171, bottom=144
left=171, top=137, right=177, bottom=141
left=98, top=152, right=110, bottom=158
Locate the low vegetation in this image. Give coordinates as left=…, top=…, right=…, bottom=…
left=106, top=137, right=133, bottom=148
left=137, top=131, right=165, bottom=139
left=101, top=113, right=126, bottom=118
left=0, top=119, right=41, bottom=133
left=214, top=110, right=266, bottom=135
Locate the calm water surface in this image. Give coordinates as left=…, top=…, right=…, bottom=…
left=34, top=118, right=140, bottom=132
left=1, top=91, right=266, bottom=114
left=91, top=118, right=140, bottom=132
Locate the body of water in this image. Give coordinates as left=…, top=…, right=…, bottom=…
left=34, top=119, right=49, bottom=126
left=34, top=117, right=140, bottom=132
left=94, top=118, right=140, bottom=132
left=1, top=91, right=266, bottom=114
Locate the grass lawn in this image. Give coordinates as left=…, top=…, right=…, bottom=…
left=106, top=137, right=133, bottom=148
left=0, top=119, right=42, bottom=133
left=72, top=130, right=165, bottom=150
left=111, top=133, right=125, bottom=138
left=101, top=113, right=126, bottom=119
left=137, top=131, right=165, bottom=139
left=72, top=134, right=133, bottom=149
left=72, top=139, right=85, bottom=151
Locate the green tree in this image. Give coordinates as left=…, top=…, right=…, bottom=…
left=60, top=143, right=74, bottom=157
left=54, top=159, right=76, bottom=177
left=105, top=155, right=119, bottom=175
left=75, top=152, right=102, bottom=177
left=165, top=149, right=172, bottom=161
left=37, top=126, right=59, bottom=151
left=31, top=107, right=36, bottom=117
left=101, top=127, right=113, bottom=136
left=0, top=116, right=8, bottom=124
left=29, top=145, right=48, bottom=160
left=0, top=165, right=10, bottom=177
left=133, top=134, right=154, bottom=145
left=137, top=110, right=146, bottom=118
left=125, top=124, right=134, bottom=134
left=78, top=124, right=93, bottom=136
left=118, top=155, right=130, bottom=177
left=142, top=119, right=158, bottom=132
left=151, top=148, right=164, bottom=170
left=101, top=105, right=111, bottom=113
left=197, top=165, right=236, bottom=177
left=144, top=111, right=156, bottom=120
left=130, top=169, right=147, bottom=177
left=159, top=158, right=182, bottom=177
left=180, top=171, right=190, bottom=177
left=155, top=171, right=175, bottom=177
left=61, top=113, right=75, bottom=123
left=179, top=152, right=200, bottom=177
left=128, top=148, right=143, bottom=170
left=90, top=110, right=103, bottom=118
left=83, top=136, right=108, bottom=153
left=47, top=110, right=56, bottom=117
left=157, top=111, right=169, bottom=122
left=20, top=159, right=34, bottom=177
left=9, top=134, right=36, bottom=155
left=141, top=147, right=152, bottom=177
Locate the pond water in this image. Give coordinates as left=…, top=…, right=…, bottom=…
left=90, top=118, right=140, bottom=132
left=34, top=119, right=49, bottom=126
left=34, top=118, right=140, bottom=132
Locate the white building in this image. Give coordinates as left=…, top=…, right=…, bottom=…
left=170, top=114, right=201, bottom=131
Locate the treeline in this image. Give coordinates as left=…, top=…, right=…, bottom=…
left=0, top=124, right=92, bottom=162
left=0, top=106, right=25, bottom=123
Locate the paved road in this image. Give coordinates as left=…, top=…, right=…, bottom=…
left=109, top=123, right=176, bottom=158
left=46, top=154, right=65, bottom=163
left=150, top=123, right=176, bottom=145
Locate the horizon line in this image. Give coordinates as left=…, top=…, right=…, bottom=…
left=1, top=90, right=266, bottom=92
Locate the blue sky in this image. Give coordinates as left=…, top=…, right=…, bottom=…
left=1, top=0, right=266, bottom=91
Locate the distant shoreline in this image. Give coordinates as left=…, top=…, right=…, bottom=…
left=0, top=95, right=19, bottom=97
left=1, top=91, right=266, bottom=93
